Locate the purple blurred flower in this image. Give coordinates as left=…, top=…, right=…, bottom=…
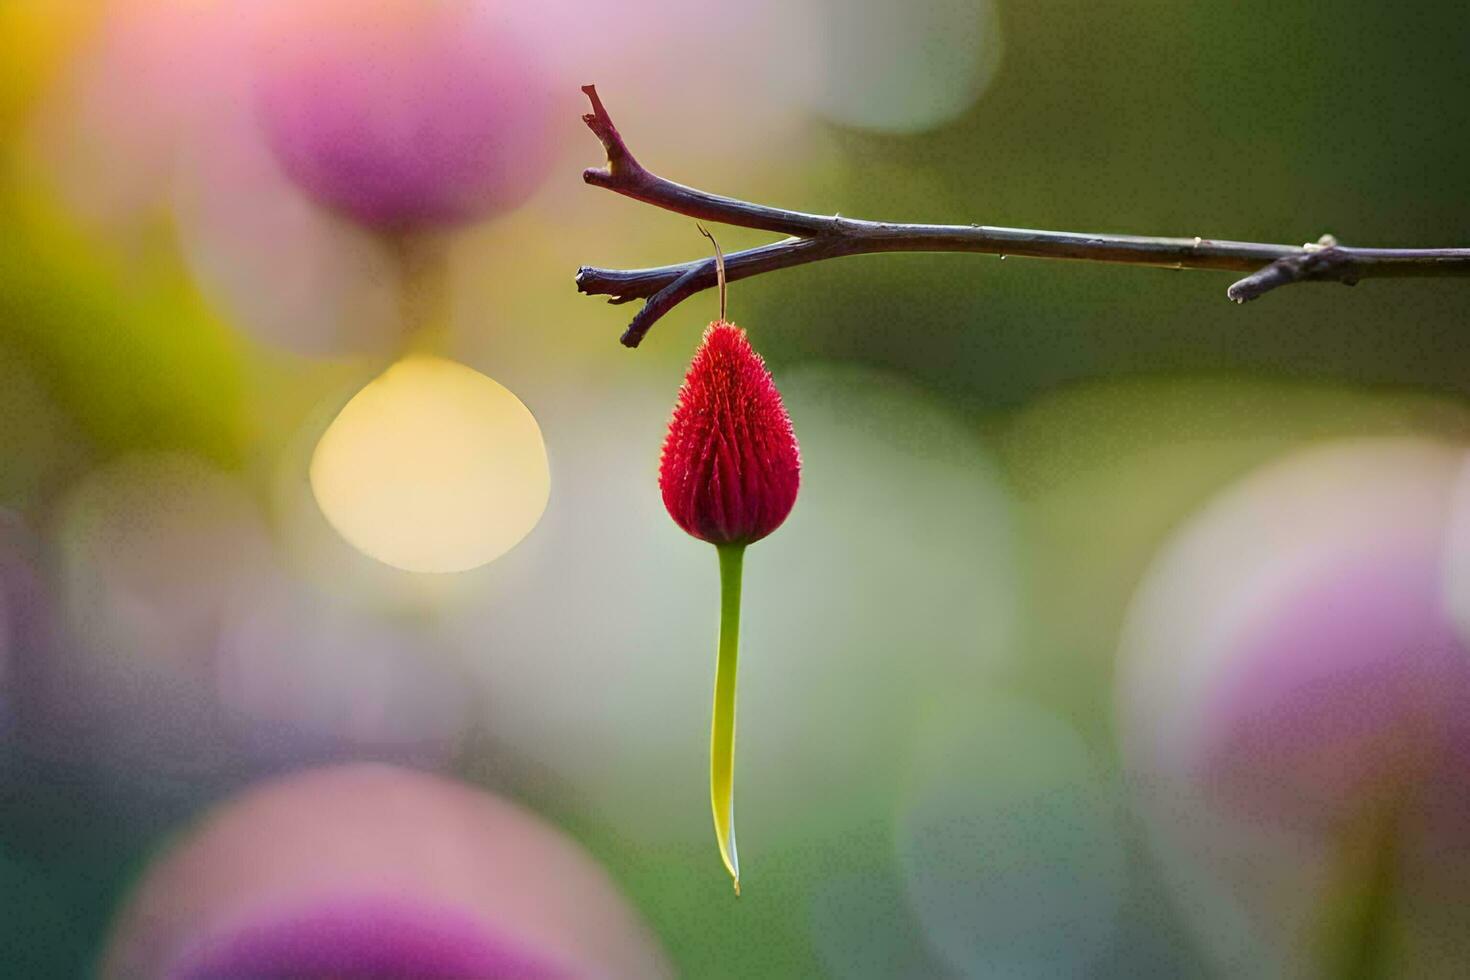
left=250, top=0, right=558, bottom=232
left=102, top=764, right=672, bottom=979
left=169, top=897, right=569, bottom=980
left=1117, top=439, right=1470, bottom=975
left=1201, top=551, right=1470, bottom=837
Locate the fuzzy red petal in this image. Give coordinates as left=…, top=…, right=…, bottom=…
left=659, top=321, right=801, bottom=546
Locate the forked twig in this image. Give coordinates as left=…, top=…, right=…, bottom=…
left=576, top=85, right=1470, bottom=348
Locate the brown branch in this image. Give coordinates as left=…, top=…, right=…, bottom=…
left=577, top=85, right=1470, bottom=348
left=1223, top=234, right=1360, bottom=302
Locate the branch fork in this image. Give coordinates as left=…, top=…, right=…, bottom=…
left=576, top=85, right=1470, bottom=348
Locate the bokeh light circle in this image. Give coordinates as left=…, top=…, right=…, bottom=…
left=215, top=574, right=472, bottom=770
left=25, top=0, right=241, bottom=232
left=788, top=0, right=1003, bottom=134
left=309, top=355, right=550, bottom=574
left=898, top=695, right=1128, bottom=977
left=46, top=452, right=274, bottom=775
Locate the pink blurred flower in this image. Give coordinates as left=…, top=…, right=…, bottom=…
left=1201, top=553, right=1470, bottom=837
left=102, top=764, right=673, bottom=979
left=250, top=0, right=559, bottom=232
left=1117, top=439, right=1470, bottom=975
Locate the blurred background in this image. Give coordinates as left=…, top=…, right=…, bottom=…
left=3, top=1, right=1470, bottom=976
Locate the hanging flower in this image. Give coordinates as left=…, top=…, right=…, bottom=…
left=658, top=252, right=800, bottom=894
left=660, top=321, right=801, bottom=547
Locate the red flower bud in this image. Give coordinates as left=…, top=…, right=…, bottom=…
left=659, top=321, right=800, bottom=547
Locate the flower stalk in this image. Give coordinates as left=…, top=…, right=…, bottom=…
left=712, top=542, right=745, bottom=895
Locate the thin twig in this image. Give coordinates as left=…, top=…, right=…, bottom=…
left=577, top=85, right=1470, bottom=348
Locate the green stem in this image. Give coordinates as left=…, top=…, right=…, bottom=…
left=712, top=543, right=745, bottom=895
left=1319, top=807, right=1400, bottom=980
left=393, top=231, right=451, bottom=355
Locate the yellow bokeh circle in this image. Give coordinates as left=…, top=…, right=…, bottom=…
left=310, top=355, right=549, bottom=573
